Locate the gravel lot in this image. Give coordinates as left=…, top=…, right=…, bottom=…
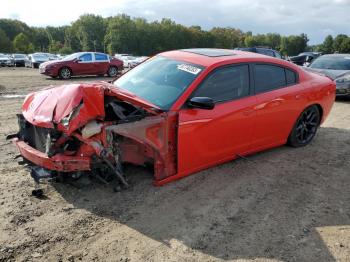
left=0, top=67, right=349, bottom=262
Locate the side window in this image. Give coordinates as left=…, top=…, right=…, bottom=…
left=95, top=53, right=108, bottom=61
left=274, top=52, right=282, bottom=59
left=193, top=65, right=250, bottom=102
left=257, top=49, right=274, bottom=57
left=254, top=64, right=286, bottom=93
left=79, top=53, right=92, bottom=62
left=286, top=69, right=297, bottom=85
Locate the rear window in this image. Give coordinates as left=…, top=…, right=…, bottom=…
left=254, top=64, right=298, bottom=93
left=286, top=69, right=297, bottom=85
left=257, top=49, right=274, bottom=57
left=95, top=53, right=108, bottom=61
left=254, top=64, right=286, bottom=93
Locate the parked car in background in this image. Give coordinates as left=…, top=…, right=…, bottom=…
left=39, top=52, right=123, bottom=79
left=0, top=54, right=10, bottom=66
left=119, top=55, right=150, bottom=68
left=121, top=55, right=140, bottom=68
left=234, top=47, right=282, bottom=59
left=9, top=48, right=335, bottom=194
left=289, top=52, right=321, bottom=66
left=11, top=54, right=27, bottom=67
left=25, top=53, right=50, bottom=68
left=306, top=54, right=350, bottom=97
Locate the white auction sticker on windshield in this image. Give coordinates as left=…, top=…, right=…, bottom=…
left=344, top=57, right=350, bottom=60
left=177, top=64, right=202, bottom=75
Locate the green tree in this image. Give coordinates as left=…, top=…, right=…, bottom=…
left=0, top=28, right=13, bottom=52
left=13, top=33, right=31, bottom=53
left=32, top=27, right=50, bottom=52
left=58, top=45, right=73, bottom=54
left=333, top=34, right=348, bottom=53
left=72, top=14, right=106, bottom=51
left=319, top=35, right=334, bottom=54
left=105, top=14, right=137, bottom=54
left=0, top=19, right=32, bottom=40
left=280, top=34, right=308, bottom=56
left=340, top=37, right=350, bottom=53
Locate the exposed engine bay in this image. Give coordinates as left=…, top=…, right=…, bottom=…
left=7, top=83, right=178, bottom=195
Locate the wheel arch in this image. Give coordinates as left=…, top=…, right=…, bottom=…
left=314, top=103, right=324, bottom=124
left=59, top=66, right=73, bottom=76
left=288, top=103, right=324, bottom=138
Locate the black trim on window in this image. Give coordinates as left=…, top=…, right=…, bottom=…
left=187, top=63, right=254, bottom=106
left=251, top=62, right=299, bottom=95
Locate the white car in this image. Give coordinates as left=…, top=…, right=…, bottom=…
left=25, top=53, right=50, bottom=68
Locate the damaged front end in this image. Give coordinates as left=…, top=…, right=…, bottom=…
left=8, top=82, right=178, bottom=194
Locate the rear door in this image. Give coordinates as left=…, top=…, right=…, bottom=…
left=93, top=53, right=110, bottom=74
left=251, top=63, right=304, bottom=149
left=177, top=64, right=257, bottom=174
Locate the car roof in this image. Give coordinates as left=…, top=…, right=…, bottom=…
left=160, top=48, right=288, bottom=67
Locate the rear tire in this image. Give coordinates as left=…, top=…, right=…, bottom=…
left=107, top=66, right=118, bottom=77
left=59, top=67, right=72, bottom=79
left=287, top=105, right=321, bottom=147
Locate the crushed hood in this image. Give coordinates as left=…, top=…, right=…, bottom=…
left=22, top=82, right=160, bottom=134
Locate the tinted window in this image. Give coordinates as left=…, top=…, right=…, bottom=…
left=274, top=52, right=282, bottom=59
left=254, top=64, right=286, bottom=93
left=79, top=53, right=92, bottom=62
left=95, top=53, right=108, bottom=61
left=193, top=65, right=250, bottom=102
left=286, top=69, right=297, bottom=85
left=257, top=49, right=274, bottom=57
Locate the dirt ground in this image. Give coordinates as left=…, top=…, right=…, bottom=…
left=0, top=67, right=349, bottom=262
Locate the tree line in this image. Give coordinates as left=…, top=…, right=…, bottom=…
left=0, top=14, right=349, bottom=56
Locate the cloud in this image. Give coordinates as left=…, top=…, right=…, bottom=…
left=0, top=0, right=349, bottom=44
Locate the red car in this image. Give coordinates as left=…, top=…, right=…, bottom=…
left=39, top=52, right=123, bottom=79
left=9, top=48, right=335, bottom=194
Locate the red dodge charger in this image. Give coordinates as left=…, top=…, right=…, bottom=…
left=9, top=48, right=335, bottom=194
left=39, top=52, right=123, bottom=79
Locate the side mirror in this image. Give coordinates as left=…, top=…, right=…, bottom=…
left=187, top=97, right=215, bottom=110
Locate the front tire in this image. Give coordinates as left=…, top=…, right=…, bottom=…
left=59, top=67, right=72, bottom=79
left=287, top=105, right=321, bottom=147
left=107, top=66, right=118, bottom=77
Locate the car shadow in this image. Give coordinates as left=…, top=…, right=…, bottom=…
left=53, top=126, right=350, bottom=261
left=335, top=96, right=350, bottom=104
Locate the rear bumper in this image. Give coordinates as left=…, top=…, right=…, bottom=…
left=14, top=138, right=91, bottom=172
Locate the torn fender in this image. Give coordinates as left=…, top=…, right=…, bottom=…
left=106, top=112, right=178, bottom=181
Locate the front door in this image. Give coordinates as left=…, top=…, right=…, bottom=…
left=76, top=53, right=95, bottom=75
left=177, top=64, right=257, bottom=175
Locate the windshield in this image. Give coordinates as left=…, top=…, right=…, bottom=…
left=14, top=54, right=26, bottom=58
left=33, top=54, right=48, bottom=59
left=310, top=56, right=350, bottom=70
left=62, top=53, right=79, bottom=61
left=113, top=56, right=204, bottom=110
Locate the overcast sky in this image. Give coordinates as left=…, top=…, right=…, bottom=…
left=1, top=0, right=350, bottom=44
